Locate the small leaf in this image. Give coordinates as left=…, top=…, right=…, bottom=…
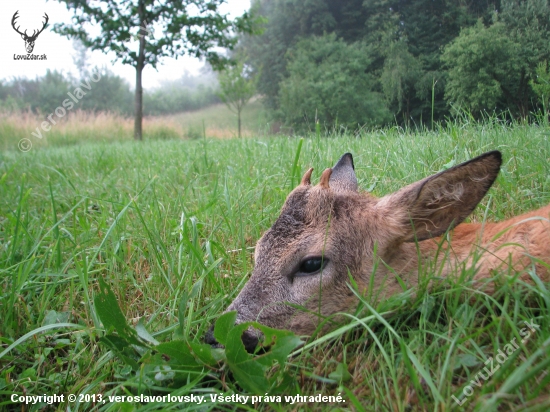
left=442, top=159, right=456, bottom=170
left=154, top=365, right=175, bottom=381
left=20, top=368, right=37, bottom=381
left=42, top=310, right=70, bottom=326
left=154, top=341, right=202, bottom=369
left=135, top=319, right=159, bottom=346
left=119, top=365, right=132, bottom=376
left=328, top=362, right=352, bottom=383
left=419, top=295, right=435, bottom=317
left=177, top=291, right=189, bottom=334
left=94, top=277, right=142, bottom=346
left=223, top=321, right=303, bottom=394
left=145, top=340, right=211, bottom=383
left=99, top=335, right=139, bottom=370
left=456, top=353, right=480, bottom=369
left=255, top=323, right=303, bottom=366
left=223, top=322, right=271, bottom=393
left=53, top=339, right=71, bottom=348
left=225, top=322, right=253, bottom=363
left=214, top=311, right=237, bottom=346
left=188, top=341, right=219, bottom=367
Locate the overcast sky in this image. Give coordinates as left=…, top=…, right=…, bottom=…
left=1, top=0, right=250, bottom=89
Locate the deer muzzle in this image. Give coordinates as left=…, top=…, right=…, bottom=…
left=204, top=324, right=260, bottom=353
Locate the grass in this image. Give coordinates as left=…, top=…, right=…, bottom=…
left=0, top=101, right=268, bottom=152
left=167, top=100, right=271, bottom=139
left=0, top=114, right=549, bottom=411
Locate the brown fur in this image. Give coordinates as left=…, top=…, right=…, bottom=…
left=219, top=151, right=550, bottom=342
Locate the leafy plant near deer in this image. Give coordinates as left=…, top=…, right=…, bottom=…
left=94, top=277, right=302, bottom=394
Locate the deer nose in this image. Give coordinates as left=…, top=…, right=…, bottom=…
left=241, top=330, right=260, bottom=353
left=204, top=325, right=220, bottom=347
left=204, top=324, right=259, bottom=353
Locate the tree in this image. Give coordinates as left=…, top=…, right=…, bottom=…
left=278, top=34, right=390, bottom=132
left=442, top=1, right=550, bottom=118
left=79, top=68, right=134, bottom=115
left=531, top=61, right=550, bottom=118
left=500, top=0, right=550, bottom=116
left=442, top=21, right=522, bottom=115
left=54, top=0, right=255, bottom=140
left=380, top=41, right=422, bottom=124
left=37, top=70, right=73, bottom=115
left=72, top=39, right=90, bottom=79
left=242, top=0, right=370, bottom=110
left=217, top=59, right=258, bottom=138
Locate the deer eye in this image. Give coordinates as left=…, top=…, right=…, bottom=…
left=297, top=257, right=326, bottom=276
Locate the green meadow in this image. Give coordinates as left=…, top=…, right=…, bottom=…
left=1, top=114, right=550, bottom=411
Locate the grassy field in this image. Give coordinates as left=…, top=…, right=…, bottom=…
left=1, top=115, right=550, bottom=411
left=0, top=101, right=268, bottom=153
left=167, top=100, right=271, bottom=139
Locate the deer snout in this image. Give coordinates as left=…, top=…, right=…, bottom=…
left=204, top=324, right=260, bottom=353
left=204, top=325, right=221, bottom=347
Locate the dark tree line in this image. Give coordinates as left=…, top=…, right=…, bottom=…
left=241, top=0, right=550, bottom=131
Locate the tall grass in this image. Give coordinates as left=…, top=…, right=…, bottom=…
left=167, top=100, right=270, bottom=138
left=0, top=101, right=269, bottom=152
left=0, top=117, right=549, bottom=410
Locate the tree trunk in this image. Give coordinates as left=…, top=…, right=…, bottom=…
left=406, top=97, right=410, bottom=127
left=134, top=64, right=144, bottom=141
left=237, top=107, right=242, bottom=138
left=134, top=0, right=146, bottom=141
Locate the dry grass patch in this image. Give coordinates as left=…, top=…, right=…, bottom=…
left=0, top=101, right=269, bottom=152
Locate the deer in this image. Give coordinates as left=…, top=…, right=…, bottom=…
left=12, top=11, right=49, bottom=54
left=206, top=151, right=550, bottom=352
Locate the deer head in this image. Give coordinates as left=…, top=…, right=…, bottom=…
left=12, top=11, right=49, bottom=54
left=206, top=151, right=502, bottom=352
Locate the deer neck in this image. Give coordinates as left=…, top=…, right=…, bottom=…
left=378, top=207, right=550, bottom=293
left=376, top=222, right=486, bottom=292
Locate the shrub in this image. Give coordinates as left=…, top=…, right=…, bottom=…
left=278, top=34, right=391, bottom=132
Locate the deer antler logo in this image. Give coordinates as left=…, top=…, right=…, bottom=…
left=11, top=11, right=49, bottom=54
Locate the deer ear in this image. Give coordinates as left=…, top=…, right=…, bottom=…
left=329, top=153, right=358, bottom=192
left=380, top=151, right=502, bottom=242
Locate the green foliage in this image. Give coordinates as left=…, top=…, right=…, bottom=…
left=0, top=69, right=134, bottom=116
left=37, top=71, right=73, bottom=116
left=243, top=0, right=370, bottom=109
left=78, top=68, right=134, bottom=114
left=443, top=0, right=550, bottom=118
left=531, top=60, right=550, bottom=111
left=380, top=41, right=422, bottom=123
left=53, top=0, right=255, bottom=72
left=242, top=0, right=501, bottom=128
left=94, top=279, right=302, bottom=393
left=0, top=69, right=225, bottom=117
left=442, top=20, right=523, bottom=115
left=217, top=59, right=258, bottom=137
left=387, top=0, right=477, bottom=121
left=0, top=70, right=69, bottom=115
left=279, top=34, right=390, bottom=132
left=144, top=84, right=220, bottom=116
